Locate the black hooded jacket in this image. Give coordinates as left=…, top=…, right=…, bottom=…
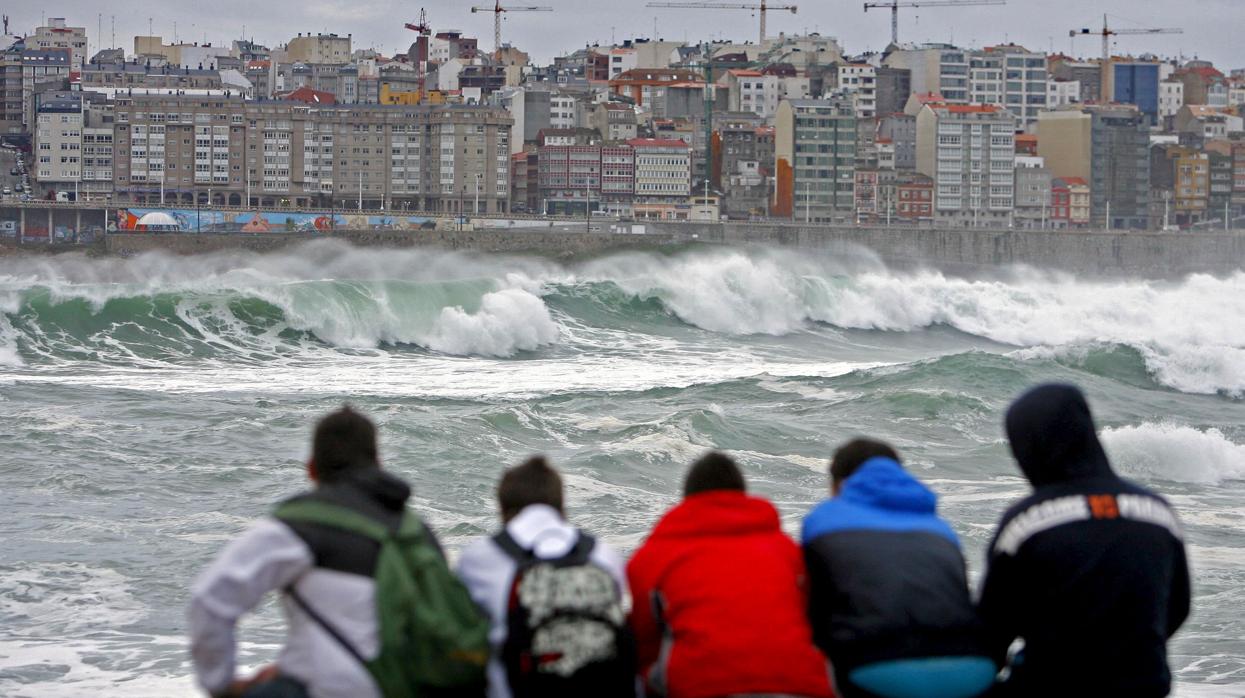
left=978, top=384, right=1190, bottom=698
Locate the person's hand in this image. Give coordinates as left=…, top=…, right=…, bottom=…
left=215, top=664, right=281, bottom=697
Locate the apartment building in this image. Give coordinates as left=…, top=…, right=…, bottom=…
left=854, top=168, right=899, bottom=223
left=1048, top=79, right=1081, bottom=108
left=537, top=130, right=602, bottom=215
left=110, top=94, right=511, bottom=212
left=878, top=113, right=917, bottom=170
left=609, top=68, right=702, bottom=107
left=1049, top=57, right=1102, bottom=103
left=1050, top=177, right=1090, bottom=228
left=1110, top=62, right=1161, bottom=126
left=600, top=145, right=636, bottom=215
left=286, top=33, right=352, bottom=65
left=916, top=103, right=1017, bottom=225
left=591, top=102, right=638, bottom=142
left=81, top=61, right=226, bottom=94
left=630, top=138, right=692, bottom=219
left=774, top=98, right=857, bottom=221
left=1159, top=80, right=1185, bottom=126
left=33, top=19, right=88, bottom=70
left=970, top=45, right=1047, bottom=130
left=836, top=63, right=877, bottom=118
left=716, top=112, right=768, bottom=217
left=1038, top=105, right=1150, bottom=229
left=33, top=91, right=114, bottom=200
left=1013, top=155, right=1052, bottom=228
left=720, top=70, right=780, bottom=119
left=895, top=173, right=934, bottom=222
left=885, top=44, right=969, bottom=103
left=0, top=49, right=73, bottom=132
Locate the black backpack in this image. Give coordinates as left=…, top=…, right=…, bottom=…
left=494, top=531, right=636, bottom=698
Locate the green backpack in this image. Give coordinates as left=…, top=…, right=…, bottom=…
left=274, top=499, right=490, bottom=698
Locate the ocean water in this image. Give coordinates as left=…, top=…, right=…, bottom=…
left=0, top=241, right=1243, bottom=697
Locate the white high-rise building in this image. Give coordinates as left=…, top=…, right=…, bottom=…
left=970, top=45, right=1047, bottom=130
left=837, top=63, right=878, bottom=118
left=916, top=103, right=1017, bottom=225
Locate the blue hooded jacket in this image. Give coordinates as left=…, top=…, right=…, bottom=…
left=801, top=457, right=984, bottom=676
left=802, top=457, right=958, bottom=545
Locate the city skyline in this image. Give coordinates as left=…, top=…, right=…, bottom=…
left=8, top=0, right=1243, bottom=67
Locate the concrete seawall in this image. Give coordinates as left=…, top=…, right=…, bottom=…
left=10, top=221, right=1245, bottom=279
left=656, top=222, right=1245, bottom=278
left=103, top=228, right=678, bottom=258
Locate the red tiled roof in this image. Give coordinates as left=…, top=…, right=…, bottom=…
left=281, top=86, right=337, bottom=104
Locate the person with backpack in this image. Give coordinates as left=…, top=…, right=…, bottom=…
left=801, top=438, right=994, bottom=698
left=627, top=452, right=835, bottom=698
left=455, top=456, right=634, bottom=698
left=188, top=407, right=489, bottom=698
left=979, top=384, right=1190, bottom=697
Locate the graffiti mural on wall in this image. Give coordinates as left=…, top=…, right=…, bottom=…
left=113, top=209, right=436, bottom=233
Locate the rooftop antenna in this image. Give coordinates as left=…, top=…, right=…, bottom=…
left=111, top=16, right=115, bottom=50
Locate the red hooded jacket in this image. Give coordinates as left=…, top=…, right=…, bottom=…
left=627, top=490, right=835, bottom=698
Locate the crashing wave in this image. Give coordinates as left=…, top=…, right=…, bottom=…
left=2, top=242, right=1244, bottom=395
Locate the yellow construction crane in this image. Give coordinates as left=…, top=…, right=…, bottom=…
left=1070, top=14, right=1183, bottom=65
left=645, top=1, right=798, bottom=46
left=863, top=0, right=1006, bottom=46
left=470, top=0, right=553, bottom=58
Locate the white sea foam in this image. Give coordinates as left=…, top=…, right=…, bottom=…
left=564, top=249, right=1245, bottom=394
left=423, top=288, right=559, bottom=356
left=0, top=563, right=146, bottom=635
left=3, top=244, right=1245, bottom=393
left=1102, top=423, right=1245, bottom=485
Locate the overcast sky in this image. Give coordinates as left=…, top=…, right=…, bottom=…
left=10, top=0, right=1243, bottom=68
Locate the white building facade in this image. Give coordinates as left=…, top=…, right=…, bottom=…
left=916, top=103, right=1017, bottom=225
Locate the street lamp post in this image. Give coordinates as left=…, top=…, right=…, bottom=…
left=475, top=173, right=481, bottom=215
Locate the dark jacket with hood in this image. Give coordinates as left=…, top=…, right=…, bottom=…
left=979, top=384, right=1190, bottom=698
left=801, top=457, right=986, bottom=682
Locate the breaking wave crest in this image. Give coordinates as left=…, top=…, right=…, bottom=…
left=1102, top=423, right=1245, bottom=485
left=1, top=242, right=1243, bottom=395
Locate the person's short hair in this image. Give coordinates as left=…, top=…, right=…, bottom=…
left=830, top=438, right=901, bottom=484
left=683, top=451, right=746, bottom=497
left=313, top=406, right=379, bottom=482
left=497, top=456, right=564, bottom=521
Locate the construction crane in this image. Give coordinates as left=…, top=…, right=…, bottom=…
left=404, top=8, right=431, bottom=36
left=645, top=2, right=797, bottom=46
left=405, top=9, right=433, bottom=91
left=470, top=1, right=553, bottom=58
left=1070, top=14, right=1183, bottom=65
left=863, top=0, right=1006, bottom=46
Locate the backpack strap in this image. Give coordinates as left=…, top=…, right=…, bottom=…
left=492, top=530, right=596, bottom=567
left=492, top=529, right=536, bottom=564
left=285, top=584, right=369, bottom=669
